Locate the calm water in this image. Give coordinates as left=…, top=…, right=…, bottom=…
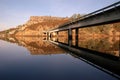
left=0, top=37, right=119, bottom=80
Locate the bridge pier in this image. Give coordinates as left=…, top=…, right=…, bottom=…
left=68, top=28, right=79, bottom=47
left=55, top=31, right=59, bottom=42
left=47, top=32, right=51, bottom=40
left=75, top=28, right=79, bottom=47
left=46, top=32, right=50, bottom=40
left=68, top=29, right=72, bottom=46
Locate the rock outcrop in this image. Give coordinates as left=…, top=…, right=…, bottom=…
left=15, top=16, right=69, bottom=36
left=0, top=16, right=69, bottom=36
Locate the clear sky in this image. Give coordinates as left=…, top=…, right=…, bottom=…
left=0, top=0, right=119, bottom=31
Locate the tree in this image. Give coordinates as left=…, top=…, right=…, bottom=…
left=70, top=14, right=81, bottom=21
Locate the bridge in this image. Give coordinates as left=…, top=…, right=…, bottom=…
left=45, top=1, right=120, bottom=46
left=42, top=1, right=120, bottom=78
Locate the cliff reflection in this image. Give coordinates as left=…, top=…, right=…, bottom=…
left=77, top=36, right=120, bottom=57
left=52, top=35, right=120, bottom=57
left=0, top=35, right=119, bottom=57
left=0, top=36, right=66, bottom=55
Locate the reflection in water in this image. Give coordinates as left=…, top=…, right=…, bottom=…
left=77, top=37, right=120, bottom=57
left=0, top=23, right=120, bottom=80
left=6, top=31, right=118, bottom=57
left=50, top=36, right=120, bottom=78
left=52, top=35, right=120, bottom=57
left=0, top=36, right=66, bottom=55
left=0, top=36, right=120, bottom=79
left=50, top=36, right=120, bottom=59
left=58, top=31, right=68, bottom=44
left=0, top=29, right=119, bottom=57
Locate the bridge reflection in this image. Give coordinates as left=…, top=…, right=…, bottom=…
left=0, top=35, right=120, bottom=78
left=49, top=36, right=120, bottom=78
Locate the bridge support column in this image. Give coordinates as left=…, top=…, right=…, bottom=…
left=68, top=29, right=72, bottom=46
left=46, top=32, right=49, bottom=40
left=48, top=32, right=51, bottom=40
left=75, top=28, right=79, bottom=47
left=55, top=31, right=59, bottom=42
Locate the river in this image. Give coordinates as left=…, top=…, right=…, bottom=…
left=0, top=36, right=119, bottom=80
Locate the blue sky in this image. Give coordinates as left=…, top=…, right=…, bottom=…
left=0, top=0, right=119, bottom=31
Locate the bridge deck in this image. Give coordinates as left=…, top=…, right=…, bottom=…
left=48, top=1, right=120, bottom=32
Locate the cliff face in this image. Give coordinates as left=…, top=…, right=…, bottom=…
left=15, top=16, right=69, bottom=36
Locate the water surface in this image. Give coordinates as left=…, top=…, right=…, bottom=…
left=0, top=37, right=119, bottom=80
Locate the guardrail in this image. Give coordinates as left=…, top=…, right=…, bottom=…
left=59, top=1, right=120, bottom=27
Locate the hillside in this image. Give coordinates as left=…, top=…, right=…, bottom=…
left=16, top=16, right=70, bottom=36
left=0, top=15, right=119, bottom=37
left=0, top=16, right=70, bottom=37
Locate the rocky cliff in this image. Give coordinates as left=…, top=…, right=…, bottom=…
left=0, top=16, right=69, bottom=36
left=15, top=16, right=69, bottom=36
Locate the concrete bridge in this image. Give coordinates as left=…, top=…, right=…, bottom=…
left=45, top=1, right=120, bottom=78
left=45, top=1, right=120, bottom=45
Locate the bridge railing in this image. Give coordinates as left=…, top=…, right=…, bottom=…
left=59, top=1, right=120, bottom=28
left=79, top=1, right=120, bottom=20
